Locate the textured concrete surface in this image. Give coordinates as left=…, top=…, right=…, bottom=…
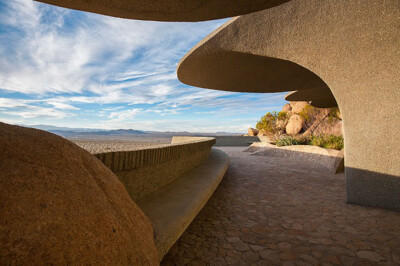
left=94, top=138, right=215, bottom=200
left=311, top=98, right=339, bottom=109
left=171, top=136, right=216, bottom=144
left=177, top=0, right=400, bottom=210
left=286, top=88, right=338, bottom=108
left=162, top=147, right=400, bottom=265
left=0, top=122, right=158, bottom=265
left=173, top=135, right=260, bottom=146
left=138, top=148, right=229, bottom=260
left=94, top=138, right=215, bottom=171
left=214, top=136, right=260, bottom=146
left=245, top=143, right=344, bottom=174
left=115, top=149, right=211, bottom=201
left=73, top=140, right=169, bottom=153
left=35, top=0, right=290, bottom=22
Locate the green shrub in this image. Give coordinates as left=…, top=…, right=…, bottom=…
left=309, top=135, right=344, bottom=150
left=275, top=134, right=344, bottom=150
left=256, top=111, right=289, bottom=134
left=256, top=106, right=344, bottom=150
left=275, top=136, right=308, bottom=147
left=277, top=111, right=288, bottom=120
left=256, top=111, right=278, bottom=133
left=298, top=105, right=315, bottom=122
left=327, top=107, right=341, bottom=123
left=275, top=136, right=299, bottom=147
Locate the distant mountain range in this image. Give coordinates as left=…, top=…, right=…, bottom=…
left=23, top=124, right=241, bottom=138
left=25, top=124, right=109, bottom=132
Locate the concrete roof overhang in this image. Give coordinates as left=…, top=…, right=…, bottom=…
left=310, top=99, right=338, bottom=108
left=34, top=0, right=290, bottom=22
left=285, top=88, right=338, bottom=108
left=177, top=15, right=329, bottom=94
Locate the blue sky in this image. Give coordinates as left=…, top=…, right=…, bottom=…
left=0, top=0, right=288, bottom=133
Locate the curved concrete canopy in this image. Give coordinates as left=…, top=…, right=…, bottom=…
left=178, top=0, right=400, bottom=211
left=178, top=18, right=328, bottom=93
left=285, top=88, right=338, bottom=108
left=310, top=99, right=338, bottom=108
left=35, top=0, right=290, bottom=22
left=178, top=50, right=328, bottom=93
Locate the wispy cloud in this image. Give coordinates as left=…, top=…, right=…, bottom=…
left=0, top=0, right=288, bottom=132
left=108, top=108, right=142, bottom=122
left=4, top=106, right=68, bottom=119
left=0, top=98, right=69, bottom=118
left=48, top=102, right=80, bottom=110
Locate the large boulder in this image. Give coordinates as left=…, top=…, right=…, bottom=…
left=281, top=103, right=292, bottom=113
left=276, top=119, right=288, bottom=130
left=286, top=114, right=305, bottom=135
left=289, top=101, right=309, bottom=114
left=314, top=118, right=343, bottom=136
left=248, top=127, right=259, bottom=136
left=257, top=129, right=274, bottom=143
left=303, top=113, right=342, bottom=137
left=0, top=122, right=158, bottom=265
left=302, top=108, right=330, bottom=134
left=257, top=129, right=269, bottom=136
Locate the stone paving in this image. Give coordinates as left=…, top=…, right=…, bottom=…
left=161, top=147, right=400, bottom=265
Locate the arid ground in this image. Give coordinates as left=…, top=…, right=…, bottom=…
left=162, top=147, right=400, bottom=265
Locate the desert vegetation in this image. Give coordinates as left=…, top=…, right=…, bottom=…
left=251, top=101, right=344, bottom=150
left=275, top=135, right=344, bottom=150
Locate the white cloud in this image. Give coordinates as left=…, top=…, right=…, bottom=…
left=48, top=101, right=79, bottom=110
left=4, top=106, right=68, bottom=119
left=108, top=108, right=142, bottom=122
left=0, top=0, right=288, bottom=132
left=0, top=0, right=224, bottom=97
left=0, top=97, right=72, bottom=120
left=0, top=98, right=29, bottom=108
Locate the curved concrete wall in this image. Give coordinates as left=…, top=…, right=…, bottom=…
left=173, top=136, right=260, bottom=146
left=178, top=0, right=400, bottom=211
left=214, top=136, right=260, bottom=146
left=94, top=137, right=215, bottom=200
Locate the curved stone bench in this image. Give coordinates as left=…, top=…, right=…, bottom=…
left=137, top=148, right=229, bottom=259
left=94, top=137, right=215, bottom=201
left=245, top=143, right=344, bottom=174
left=93, top=137, right=229, bottom=260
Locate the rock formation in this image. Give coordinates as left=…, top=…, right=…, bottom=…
left=286, top=114, right=305, bottom=135
left=281, top=103, right=291, bottom=112
left=290, top=101, right=308, bottom=114
left=247, top=127, right=259, bottom=136
left=249, top=101, right=343, bottom=139
left=0, top=122, right=158, bottom=265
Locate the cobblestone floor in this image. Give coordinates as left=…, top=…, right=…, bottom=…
left=161, top=147, right=400, bottom=265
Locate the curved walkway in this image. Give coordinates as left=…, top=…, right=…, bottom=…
left=162, top=147, right=400, bottom=265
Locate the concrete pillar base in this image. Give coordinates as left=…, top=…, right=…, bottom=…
left=346, top=168, right=400, bottom=212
